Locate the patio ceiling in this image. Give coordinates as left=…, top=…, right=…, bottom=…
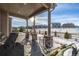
left=0, top=3, right=56, bottom=19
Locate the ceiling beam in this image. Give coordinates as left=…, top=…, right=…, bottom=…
left=41, top=3, right=49, bottom=9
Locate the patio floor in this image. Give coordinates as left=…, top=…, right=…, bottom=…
left=31, top=40, right=43, bottom=56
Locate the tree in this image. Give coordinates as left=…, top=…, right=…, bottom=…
left=19, top=27, right=25, bottom=32
left=64, top=32, right=71, bottom=39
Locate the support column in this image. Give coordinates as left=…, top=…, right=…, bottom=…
left=26, top=19, right=29, bottom=39
left=26, top=19, right=28, bottom=32
left=33, top=16, right=36, bottom=33
left=43, top=8, right=53, bottom=49
left=0, top=10, right=9, bottom=36
left=48, top=9, right=51, bottom=37
left=32, top=16, right=37, bottom=40
left=9, top=17, right=12, bottom=33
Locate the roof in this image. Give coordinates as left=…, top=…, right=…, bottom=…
left=0, top=3, right=56, bottom=19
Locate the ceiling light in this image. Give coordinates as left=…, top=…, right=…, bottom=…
left=24, top=3, right=27, bottom=5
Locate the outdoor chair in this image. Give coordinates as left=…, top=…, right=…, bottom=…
left=2, top=33, right=18, bottom=50
left=0, top=32, right=24, bottom=56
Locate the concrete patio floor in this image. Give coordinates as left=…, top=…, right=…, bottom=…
left=31, top=40, right=43, bottom=56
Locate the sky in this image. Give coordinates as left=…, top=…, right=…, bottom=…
left=12, top=3, right=79, bottom=27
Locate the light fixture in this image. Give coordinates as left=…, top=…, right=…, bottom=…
left=24, top=3, right=27, bottom=5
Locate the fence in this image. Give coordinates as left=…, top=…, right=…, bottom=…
left=51, top=32, right=79, bottom=39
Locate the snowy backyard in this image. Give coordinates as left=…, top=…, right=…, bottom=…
left=37, top=34, right=79, bottom=56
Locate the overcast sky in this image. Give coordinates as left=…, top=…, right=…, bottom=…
left=12, top=3, right=79, bottom=27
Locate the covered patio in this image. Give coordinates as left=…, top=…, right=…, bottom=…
left=0, top=3, right=56, bottom=56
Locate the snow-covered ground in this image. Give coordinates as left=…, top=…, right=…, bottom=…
left=35, top=28, right=79, bottom=33
left=27, top=28, right=79, bottom=39
left=53, top=37, right=79, bottom=49
left=37, top=34, right=79, bottom=50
